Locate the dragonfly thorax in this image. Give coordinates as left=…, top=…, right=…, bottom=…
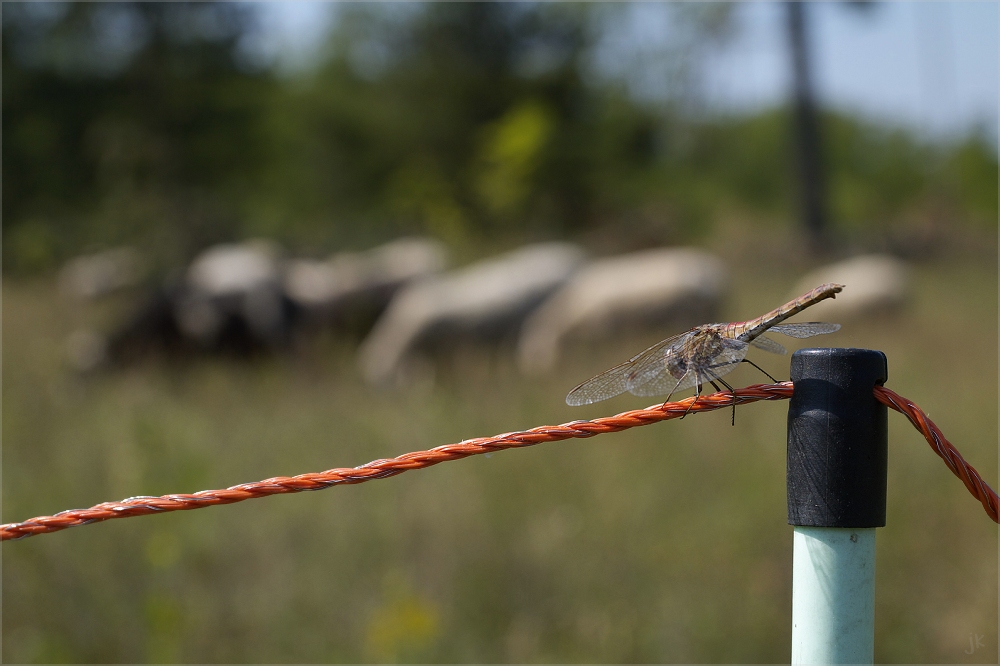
left=664, top=325, right=727, bottom=380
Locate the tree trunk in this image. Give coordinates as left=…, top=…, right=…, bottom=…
left=787, top=2, right=828, bottom=251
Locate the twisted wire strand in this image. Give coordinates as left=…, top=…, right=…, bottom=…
left=2, top=382, right=995, bottom=541
left=873, top=386, right=998, bottom=523
left=0, top=384, right=791, bottom=541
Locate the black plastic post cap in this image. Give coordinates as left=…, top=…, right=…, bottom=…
left=787, top=348, right=888, bottom=528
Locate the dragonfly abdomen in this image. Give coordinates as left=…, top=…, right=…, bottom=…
left=735, top=283, right=843, bottom=342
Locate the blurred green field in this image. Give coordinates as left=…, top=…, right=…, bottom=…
left=3, top=242, right=997, bottom=663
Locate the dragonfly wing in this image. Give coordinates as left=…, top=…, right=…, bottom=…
left=749, top=334, right=787, bottom=355
left=628, top=365, right=698, bottom=397
left=768, top=322, right=840, bottom=338
left=700, top=339, right=750, bottom=382
left=623, top=332, right=694, bottom=392
left=565, top=333, right=688, bottom=406
left=565, top=359, right=633, bottom=406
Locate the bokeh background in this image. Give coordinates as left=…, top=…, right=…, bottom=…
left=3, top=2, right=997, bottom=662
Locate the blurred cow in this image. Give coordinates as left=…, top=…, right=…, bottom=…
left=517, top=248, right=727, bottom=375
left=97, top=237, right=447, bottom=366
left=359, top=242, right=586, bottom=386
left=105, top=240, right=296, bottom=362
left=174, top=240, right=293, bottom=351
left=284, top=237, right=447, bottom=334
left=792, top=254, right=910, bottom=320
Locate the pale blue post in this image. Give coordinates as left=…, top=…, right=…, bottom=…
left=791, top=527, right=876, bottom=664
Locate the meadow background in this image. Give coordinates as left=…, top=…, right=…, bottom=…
left=3, top=3, right=997, bottom=663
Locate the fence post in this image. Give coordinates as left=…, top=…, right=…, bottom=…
left=787, top=348, right=888, bottom=665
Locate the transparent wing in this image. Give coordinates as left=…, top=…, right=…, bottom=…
left=768, top=322, right=840, bottom=338
left=622, top=332, right=696, bottom=392
left=628, top=338, right=749, bottom=397
left=749, top=334, right=787, bottom=355
left=627, top=364, right=697, bottom=397
left=565, top=332, right=690, bottom=406
left=565, top=358, right=634, bottom=406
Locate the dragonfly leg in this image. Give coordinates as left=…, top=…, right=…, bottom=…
left=660, top=371, right=690, bottom=411
left=680, top=380, right=704, bottom=420
left=741, top=358, right=780, bottom=383
left=714, top=376, right=737, bottom=426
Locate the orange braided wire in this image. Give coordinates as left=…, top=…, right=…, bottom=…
left=2, top=382, right=995, bottom=541
left=873, top=385, right=998, bottom=523
left=0, top=384, right=792, bottom=541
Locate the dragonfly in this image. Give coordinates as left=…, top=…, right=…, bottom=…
left=565, top=283, right=845, bottom=423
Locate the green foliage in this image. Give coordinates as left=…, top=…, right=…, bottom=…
left=942, top=134, right=1000, bottom=224
left=3, top=3, right=277, bottom=271
left=3, top=3, right=997, bottom=275
left=250, top=3, right=665, bottom=250
left=646, top=108, right=998, bottom=233
left=473, top=100, right=555, bottom=218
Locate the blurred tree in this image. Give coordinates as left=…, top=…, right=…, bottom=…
left=942, top=132, right=1000, bottom=226
left=785, top=1, right=827, bottom=251
left=248, top=3, right=664, bottom=252
left=3, top=2, right=276, bottom=272
left=2, top=2, right=995, bottom=275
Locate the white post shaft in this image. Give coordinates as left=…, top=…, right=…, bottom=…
left=791, top=526, right=876, bottom=665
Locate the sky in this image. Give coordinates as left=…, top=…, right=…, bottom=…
left=257, top=2, right=999, bottom=142
left=702, top=2, right=998, bottom=140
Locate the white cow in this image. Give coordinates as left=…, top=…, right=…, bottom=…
left=517, top=248, right=727, bottom=375
left=359, top=242, right=586, bottom=385
left=172, top=239, right=291, bottom=350
left=284, top=237, right=447, bottom=315
left=792, top=254, right=910, bottom=320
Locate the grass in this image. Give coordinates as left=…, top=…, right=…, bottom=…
left=3, top=238, right=997, bottom=663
